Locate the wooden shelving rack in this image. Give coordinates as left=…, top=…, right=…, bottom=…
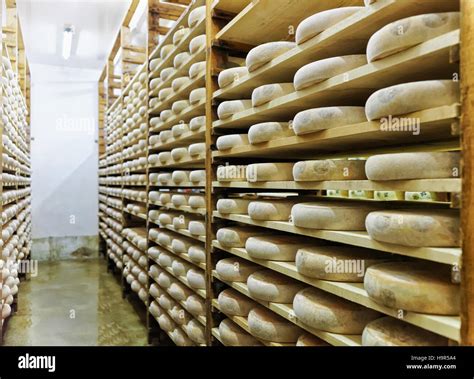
left=1, top=0, right=32, bottom=344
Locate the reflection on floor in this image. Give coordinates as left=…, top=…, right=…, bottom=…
left=3, top=259, right=148, bottom=346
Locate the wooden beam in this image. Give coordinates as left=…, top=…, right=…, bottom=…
left=150, top=2, right=186, bottom=20
left=123, top=0, right=141, bottom=27
left=461, top=0, right=474, bottom=346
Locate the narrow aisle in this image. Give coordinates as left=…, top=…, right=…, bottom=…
left=3, top=259, right=147, bottom=346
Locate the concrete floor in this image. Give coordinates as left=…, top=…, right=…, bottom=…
left=3, top=259, right=148, bottom=346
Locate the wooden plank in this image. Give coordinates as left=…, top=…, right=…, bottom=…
left=213, top=0, right=251, bottom=15
left=149, top=155, right=205, bottom=169
left=150, top=2, right=187, bottom=20
left=213, top=212, right=462, bottom=266
left=214, top=0, right=461, bottom=100
left=213, top=242, right=460, bottom=342
left=213, top=30, right=460, bottom=129
left=461, top=0, right=474, bottom=346
left=149, top=127, right=206, bottom=151
left=150, top=98, right=206, bottom=133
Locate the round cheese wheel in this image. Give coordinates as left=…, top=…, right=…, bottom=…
left=150, top=58, right=162, bottom=72
left=159, top=88, right=173, bottom=101
left=189, top=195, right=205, bottom=209
left=161, top=67, right=176, bottom=82
left=173, top=27, right=190, bottom=45
left=188, top=245, right=206, bottom=263
left=246, top=42, right=296, bottom=72
left=172, top=100, right=191, bottom=115
left=157, top=272, right=173, bottom=288
left=292, top=202, right=376, bottom=230
left=218, top=288, right=257, bottom=316
left=365, top=210, right=460, bottom=247
left=150, top=283, right=162, bottom=299
left=186, top=319, right=206, bottom=344
left=172, top=77, right=191, bottom=92
left=218, top=67, right=249, bottom=89
left=217, top=100, right=253, bottom=120
left=365, top=80, right=460, bottom=121
left=172, top=260, right=191, bottom=277
left=246, top=163, right=294, bottom=182
left=169, top=282, right=194, bottom=301
left=190, top=34, right=206, bottom=54
left=216, top=257, right=259, bottom=282
left=160, top=109, right=174, bottom=122
left=293, top=287, right=381, bottom=333
left=149, top=265, right=163, bottom=278
left=186, top=294, right=206, bottom=316
left=364, top=262, right=460, bottom=315
left=246, top=235, right=313, bottom=262
left=248, top=307, right=301, bottom=342
left=248, top=200, right=295, bottom=221
left=158, top=232, right=172, bottom=246
left=158, top=313, right=175, bottom=332
left=170, top=328, right=195, bottom=346
left=172, top=194, right=188, bottom=207
left=158, top=173, right=172, bottom=184
left=216, top=226, right=265, bottom=248
left=252, top=83, right=294, bottom=107
left=172, top=123, right=190, bottom=137
left=217, top=198, right=251, bottom=214
left=216, top=134, right=249, bottom=151
left=365, top=152, right=459, bottom=181
left=294, top=55, right=367, bottom=90
left=189, top=88, right=206, bottom=104
left=296, top=333, right=329, bottom=346
left=174, top=52, right=191, bottom=69
left=293, top=106, right=366, bottom=135
left=172, top=171, right=190, bottom=184
left=158, top=252, right=173, bottom=267
left=149, top=302, right=162, bottom=318
left=190, top=170, right=206, bottom=183
left=293, top=159, right=367, bottom=181
left=158, top=294, right=176, bottom=310
left=171, top=147, right=190, bottom=161
left=295, top=245, right=387, bottom=282
left=189, top=142, right=205, bottom=157
left=160, top=130, right=173, bottom=142
left=362, top=317, right=448, bottom=346
left=219, top=318, right=262, bottom=346
left=187, top=268, right=206, bottom=289
left=189, top=221, right=206, bottom=236
left=190, top=116, right=206, bottom=131
left=173, top=214, right=191, bottom=229
left=158, top=213, right=173, bottom=225
left=188, top=6, right=206, bottom=28
left=150, top=78, right=162, bottom=90
left=367, top=12, right=460, bottom=63
left=247, top=270, right=304, bottom=303
left=189, top=61, right=206, bottom=79
left=296, top=7, right=363, bottom=45
left=171, top=238, right=193, bottom=254
left=170, top=305, right=193, bottom=325
left=248, top=122, right=294, bottom=144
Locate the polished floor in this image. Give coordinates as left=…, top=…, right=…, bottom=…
left=3, top=259, right=148, bottom=346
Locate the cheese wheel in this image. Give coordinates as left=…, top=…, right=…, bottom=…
left=292, top=202, right=376, bottom=230
left=149, top=265, right=163, bottom=278
left=173, top=214, right=191, bottom=229
left=246, top=42, right=296, bottom=72
left=185, top=294, right=206, bottom=316
left=218, top=289, right=257, bottom=316
left=173, top=27, right=190, bottom=45
left=189, top=195, right=206, bottom=209
left=362, top=317, right=448, bottom=346
left=293, top=287, right=381, bottom=333
left=158, top=173, right=172, bottom=184
left=293, top=159, right=367, bottom=181
left=217, top=100, right=253, bottom=120
left=219, top=318, right=262, bottom=346
left=158, top=252, right=173, bottom=267
left=186, top=319, right=206, bottom=344
left=367, top=13, right=460, bottom=63
left=172, top=77, right=191, bottom=92
left=172, top=123, right=190, bottom=138
left=216, top=257, right=260, bottom=282
left=159, top=88, right=173, bottom=101
left=171, top=194, right=188, bottom=207
left=188, top=142, right=205, bottom=157
left=247, top=270, right=304, bottom=303
left=217, top=198, right=251, bottom=214
left=149, top=302, right=162, bottom=318
left=190, top=116, right=206, bottom=130
left=158, top=212, right=173, bottom=225
left=190, top=170, right=206, bottom=183
left=171, top=238, right=193, bottom=254
left=168, top=282, right=194, bottom=301
left=246, top=163, right=293, bottom=182
left=171, top=147, right=190, bottom=162
left=174, top=52, right=191, bottom=68
left=190, top=35, right=206, bottom=54
left=296, top=7, right=363, bottom=45
left=366, top=80, right=460, bottom=121
left=248, top=122, right=294, bottom=144
left=172, top=171, right=189, bottom=184
left=248, top=200, right=295, bottom=221
left=150, top=116, right=161, bottom=128
left=218, top=67, right=249, bottom=89
left=365, top=152, right=459, bottom=181
left=248, top=307, right=301, bottom=343
left=189, top=221, right=206, bottom=236
left=160, top=130, right=173, bottom=142
left=157, top=272, right=173, bottom=288
left=188, top=245, right=206, bottom=263
left=150, top=79, right=162, bottom=91
left=189, top=62, right=206, bottom=79
left=293, top=106, right=366, bottom=135
left=161, top=67, right=176, bottom=82
left=189, top=88, right=206, bottom=104
left=160, top=110, right=174, bottom=122
left=169, top=305, right=193, bottom=325
left=246, top=235, right=313, bottom=262
left=217, top=165, right=247, bottom=182
left=364, top=262, right=460, bottom=315
left=158, top=294, right=176, bottom=310
left=187, top=268, right=206, bottom=289
left=170, top=328, right=195, bottom=346
left=158, top=193, right=171, bottom=205
left=158, top=313, right=175, bottom=332
left=366, top=210, right=460, bottom=247
left=150, top=283, right=162, bottom=299
left=216, top=226, right=265, bottom=248
left=296, top=333, right=329, bottom=346
left=216, top=134, right=249, bottom=151
left=150, top=58, right=162, bottom=72
left=172, top=100, right=190, bottom=115
left=252, top=83, right=294, bottom=107
left=296, top=245, right=387, bottom=282
left=294, top=55, right=367, bottom=90
left=188, top=6, right=206, bottom=28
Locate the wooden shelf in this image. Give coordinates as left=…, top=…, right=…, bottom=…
left=150, top=127, right=206, bottom=152
left=149, top=181, right=205, bottom=188
left=150, top=200, right=206, bottom=216
left=149, top=239, right=207, bottom=271
left=151, top=98, right=206, bottom=133
left=149, top=154, right=205, bottom=169
left=163, top=265, right=207, bottom=299
left=213, top=241, right=460, bottom=342
left=212, top=212, right=461, bottom=266
left=150, top=220, right=206, bottom=243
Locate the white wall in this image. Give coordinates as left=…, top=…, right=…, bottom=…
left=31, top=64, right=100, bottom=239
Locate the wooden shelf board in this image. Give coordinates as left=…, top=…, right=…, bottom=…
left=150, top=220, right=206, bottom=243
left=149, top=154, right=205, bottom=169
left=149, top=181, right=206, bottom=188
left=163, top=265, right=207, bottom=299
left=149, top=201, right=207, bottom=216
left=212, top=241, right=460, bottom=342
left=212, top=0, right=251, bottom=14
left=212, top=212, right=461, bottom=266
left=150, top=127, right=206, bottom=152
left=150, top=99, right=206, bottom=133
left=149, top=240, right=207, bottom=271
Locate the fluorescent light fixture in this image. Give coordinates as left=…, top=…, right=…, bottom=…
left=62, top=25, right=75, bottom=60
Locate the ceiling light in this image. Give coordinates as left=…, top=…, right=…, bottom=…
left=62, top=25, right=75, bottom=60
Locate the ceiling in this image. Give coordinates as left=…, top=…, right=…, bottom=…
left=17, top=0, right=132, bottom=73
